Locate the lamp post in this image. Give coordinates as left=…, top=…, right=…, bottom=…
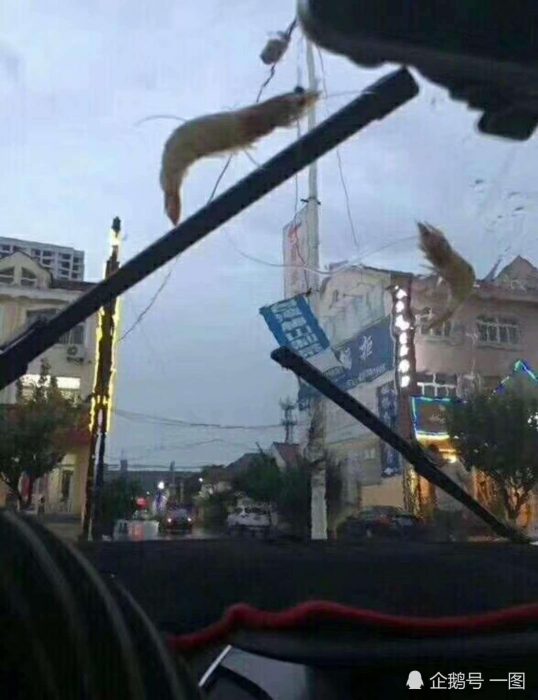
left=81, top=217, right=121, bottom=541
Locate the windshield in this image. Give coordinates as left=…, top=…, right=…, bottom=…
left=1, top=1, right=537, bottom=555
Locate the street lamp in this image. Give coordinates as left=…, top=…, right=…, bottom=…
left=157, top=481, right=165, bottom=491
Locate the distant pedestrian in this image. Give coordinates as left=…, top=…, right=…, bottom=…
left=37, top=495, right=45, bottom=516
left=427, top=444, right=472, bottom=542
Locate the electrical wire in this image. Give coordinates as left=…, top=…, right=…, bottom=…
left=106, top=436, right=255, bottom=463
left=316, top=47, right=361, bottom=254
left=112, top=407, right=283, bottom=431
left=224, top=232, right=418, bottom=277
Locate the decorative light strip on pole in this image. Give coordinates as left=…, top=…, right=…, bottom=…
left=391, top=284, right=416, bottom=393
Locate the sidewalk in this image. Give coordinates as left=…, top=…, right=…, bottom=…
left=41, top=513, right=81, bottom=542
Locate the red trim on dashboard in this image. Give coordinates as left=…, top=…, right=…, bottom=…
left=167, top=600, right=538, bottom=653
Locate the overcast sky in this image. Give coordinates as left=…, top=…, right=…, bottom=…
left=1, top=1, right=537, bottom=468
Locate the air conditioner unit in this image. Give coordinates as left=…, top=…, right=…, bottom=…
left=66, top=345, right=86, bottom=362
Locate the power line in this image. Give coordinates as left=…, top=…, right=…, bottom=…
left=106, top=436, right=255, bottom=462
left=113, top=407, right=283, bottom=431
left=316, top=47, right=361, bottom=253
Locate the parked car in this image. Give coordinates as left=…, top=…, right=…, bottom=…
left=160, top=507, right=193, bottom=534
left=337, top=506, right=430, bottom=541
left=226, top=505, right=272, bottom=538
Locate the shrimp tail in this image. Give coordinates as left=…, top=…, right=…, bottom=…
left=164, top=190, right=181, bottom=227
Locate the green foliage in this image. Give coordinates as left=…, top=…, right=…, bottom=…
left=232, top=454, right=282, bottom=503
left=231, top=450, right=343, bottom=537
left=276, top=464, right=311, bottom=536
left=445, top=391, right=538, bottom=522
left=0, top=359, right=83, bottom=506
left=99, top=476, right=141, bottom=532
left=276, top=454, right=342, bottom=536
left=201, top=491, right=234, bottom=531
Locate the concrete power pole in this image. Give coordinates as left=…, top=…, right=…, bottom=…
left=304, top=39, right=328, bottom=540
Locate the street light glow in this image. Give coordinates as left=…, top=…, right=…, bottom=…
left=398, top=359, right=411, bottom=374
left=157, top=481, right=165, bottom=490
left=395, top=315, right=410, bottom=331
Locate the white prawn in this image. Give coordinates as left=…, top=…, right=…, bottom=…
left=418, top=222, right=476, bottom=331
left=160, top=87, right=318, bottom=225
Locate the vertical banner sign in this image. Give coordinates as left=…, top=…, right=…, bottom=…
left=377, top=381, right=401, bottom=477
left=260, top=295, right=345, bottom=380
left=283, top=206, right=310, bottom=298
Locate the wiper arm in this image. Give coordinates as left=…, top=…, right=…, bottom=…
left=0, top=68, right=418, bottom=392
left=271, top=346, right=529, bottom=544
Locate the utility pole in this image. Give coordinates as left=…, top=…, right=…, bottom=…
left=81, top=217, right=121, bottom=541
left=304, top=39, right=328, bottom=540
left=280, top=397, right=297, bottom=443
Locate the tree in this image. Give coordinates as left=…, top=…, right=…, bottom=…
left=232, top=454, right=282, bottom=504
left=277, top=453, right=342, bottom=536
left=277, top=462, right=311, bottom=537
left=227, top=446, right=343, bottom=538
left=200, top=491, right=235, bottom=532
left=445, top=391, right=538, bottom=523
left=99, top=476, right=141, bottom=535
left=0, top=360, right=83, bottom=508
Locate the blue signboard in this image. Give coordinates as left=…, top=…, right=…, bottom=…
left=376, top=381, right=401, bottom=477
left=336, top=315, right=394, bottom=390
left=260, top=295, right=329, bottom=358
left=260, top=296, right=346, bottom=382
left=297, top=315, right=395, bottom=409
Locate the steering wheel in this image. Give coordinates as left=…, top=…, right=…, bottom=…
left=0, top=511, right=203, bottom=700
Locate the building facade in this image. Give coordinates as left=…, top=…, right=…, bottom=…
left=0, top=235, right=85, bottom=281
left=0, top=250, right=96, bottom=514
left=297, top=256, right=538, bottom=524
left=295, top=264, right=402, bottom=520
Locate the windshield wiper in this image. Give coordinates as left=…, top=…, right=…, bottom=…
left=0, top=68, right=418, bottom=393
left=271, top=346, right=529, bottom=544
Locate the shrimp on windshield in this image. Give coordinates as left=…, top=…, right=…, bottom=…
left=160, top=87, right=319, bottom=225
left=418, top=222, right=476, bottom=331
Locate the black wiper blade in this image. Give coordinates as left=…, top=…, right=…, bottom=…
left=0, top=67, right=418, bottom=392
left=271, top=346, right=529, bottom=545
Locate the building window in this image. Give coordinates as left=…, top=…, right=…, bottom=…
left=0, top=266, right=15, bottom=285
left=416, top=372, right=458, bottom=398
left=26, top=308, right=57, bottom=325
left=362, top=447, right=377, bottom=460
left=21, top=267, right=38, bottom=287
left=58, top=323, right=85, bottom=346
left=476, top=315, right=519, bottom=345
left=20, top=374, right=81, bottom=401
left=26, top=309, right=85, bottom=344
left=417, top=307, right=451, bottom=338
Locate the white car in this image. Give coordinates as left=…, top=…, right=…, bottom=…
left=226, top=505, right=272, bottom=538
